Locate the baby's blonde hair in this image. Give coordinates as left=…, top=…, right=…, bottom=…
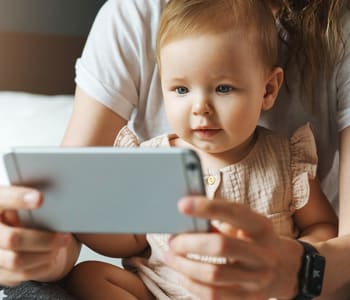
left=156, top=0, right=278, bottom=71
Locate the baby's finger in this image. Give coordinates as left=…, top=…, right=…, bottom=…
left=0, top=186, right=42, bottom=211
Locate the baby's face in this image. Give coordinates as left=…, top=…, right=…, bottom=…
left=160, top=31, right=272, bottom=163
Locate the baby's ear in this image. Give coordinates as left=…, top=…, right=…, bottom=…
left=262, top=67, right=284, bottom=111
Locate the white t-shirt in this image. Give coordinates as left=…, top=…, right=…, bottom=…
left=76, top=0, right=350, bottom=211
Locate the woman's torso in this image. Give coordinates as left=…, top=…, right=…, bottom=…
left=76, top=0, right=350, bottom=212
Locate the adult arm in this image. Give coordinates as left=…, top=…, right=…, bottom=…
left=0, top=0, right=161, bottom=286
left=62, top=87, right=127, bottom=147
left=5, top=82, right=143, bottom=284
left=314, top=9, right=350, bottom=297
left=315, top=126, right=350, bottom=299
left=338, top=126, right=350, bottom=235
left=56, top=86, right=131, bottom=280
left=0, top=87, right=116, bottom=286
left=63, top=88, right=148, bottom=258
left=64, top=0, right=166, bottom=259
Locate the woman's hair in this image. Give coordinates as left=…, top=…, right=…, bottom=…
left=272, top=0, right=347, bottom=110
left=156, top=0, right=278, bottom=71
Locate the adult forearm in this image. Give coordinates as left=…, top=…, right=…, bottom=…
left=299, top=223, right=338, bottom=244
left=269, top=237, right=303, bottom=299
left=315, top=234, right=350, bottom=298
left=275, top=234, right=350, bottom=299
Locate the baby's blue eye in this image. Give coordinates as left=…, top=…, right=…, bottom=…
left=175, top=87, right=189, bottom=95
left=216, top=85, right=233, bottom=94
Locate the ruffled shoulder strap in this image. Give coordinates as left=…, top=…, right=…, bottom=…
left=290, top=123, right=318, bottom=210
left=140, top=134, right=172, bottom=148
left=114, top=126, right=173, bottom=148
left=113, top=126, right=140, bottom=147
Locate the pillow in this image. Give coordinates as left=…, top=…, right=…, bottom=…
left=0, top=92, right=121, bottom=266
left=0, top=91, right=73, bottom=184
left=0, top=91, right=73, bottom=148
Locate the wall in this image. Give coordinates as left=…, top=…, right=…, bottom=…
left=0, top=0, right=106, bottom=36
left=0, top=0, right=106, bottom=94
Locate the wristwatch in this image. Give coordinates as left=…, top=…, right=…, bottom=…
left=294, top=241, right=325, bottom=300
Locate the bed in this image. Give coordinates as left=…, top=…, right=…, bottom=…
left=0, top=1, right=121, bottom=298
left=0, top=92, right=121, bottom=263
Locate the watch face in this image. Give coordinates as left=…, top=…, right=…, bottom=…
left=306, top=254, right=325, bottom=296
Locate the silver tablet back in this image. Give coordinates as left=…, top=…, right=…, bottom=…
left=3, top=147, right=208, bottom=233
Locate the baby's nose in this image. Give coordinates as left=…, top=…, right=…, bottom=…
left=192, top=99, right=212, bottom=115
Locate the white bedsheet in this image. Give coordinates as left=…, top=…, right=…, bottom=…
left=0, top=91, right=73, bottom=148
left=0, top=91, right=120, bottom=266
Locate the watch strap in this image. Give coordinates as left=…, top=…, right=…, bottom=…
left=294, top=241, right=325, bottom=300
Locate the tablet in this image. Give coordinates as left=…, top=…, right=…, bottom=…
left=3, top=147, right=208, bottom=233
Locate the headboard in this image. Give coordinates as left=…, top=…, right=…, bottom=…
left=0, top=0, right=106, bottom=95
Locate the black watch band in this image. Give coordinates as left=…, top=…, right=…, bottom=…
left=294, top=241, right=325, bottom=300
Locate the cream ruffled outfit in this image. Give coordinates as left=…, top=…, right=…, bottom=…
left=114, top=124, right=318, bottom=300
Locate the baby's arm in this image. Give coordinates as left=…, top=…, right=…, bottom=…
left=75, top=233, right=148, bottom=258
left=293, top=179, right=338, bottom=243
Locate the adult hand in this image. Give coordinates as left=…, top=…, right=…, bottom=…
left=164, top=196, right=303, bottom=300
left=0, top=185, right=74, bottom=286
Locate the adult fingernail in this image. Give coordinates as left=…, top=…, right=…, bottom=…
left=23, top=191, right=40, bottom=207
left=178, top=197, right=195, bottom=214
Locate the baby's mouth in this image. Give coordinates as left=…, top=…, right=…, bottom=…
left=193, top=128, right=222, bottom=138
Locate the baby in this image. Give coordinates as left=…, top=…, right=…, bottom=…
left=66, top=1, right=337, bottom=299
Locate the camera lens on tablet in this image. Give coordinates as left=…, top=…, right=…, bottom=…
left=186, top=162, right=197, bottom=171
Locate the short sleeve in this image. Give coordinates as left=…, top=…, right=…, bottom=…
left=290, top=123, right=318, bottom=209
left=336, top=9, right=350, bottom=131
left=114, top=126, right=140, bottom=147
left=75, top=0, right=166, bottom=120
